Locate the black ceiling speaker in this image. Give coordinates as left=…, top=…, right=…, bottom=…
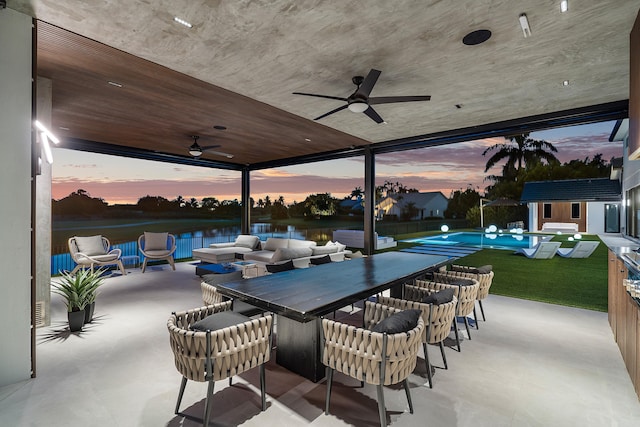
left=293, top=69, right=431, bottom=123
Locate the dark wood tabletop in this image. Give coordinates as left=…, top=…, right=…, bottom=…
left=210, top=251, right=450, bottom=322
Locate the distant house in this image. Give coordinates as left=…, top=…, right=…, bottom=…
left=376, top=191, right=448, bottom=220
left=520, top=177, right=621, bottom=234
left=339, top=197, right=364, bottom=214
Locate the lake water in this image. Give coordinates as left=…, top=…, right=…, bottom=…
left=402, top=232, right=549, bottom=250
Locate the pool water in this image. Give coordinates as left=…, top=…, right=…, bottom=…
left=403, top=232, right=548, bottom=251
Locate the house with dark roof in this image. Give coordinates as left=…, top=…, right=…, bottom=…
left=520, top=178, right=622, bottom=234
left=375, top=191, right=448, bottom=220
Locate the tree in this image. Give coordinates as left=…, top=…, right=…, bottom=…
left=201, top=197, right=220, bottom=211
left=264, top=195, right=272, bottom=208
left=350, top=186, right=364, bottom=199
left=52, top=189, right=108, bottom=217
left=483, top=133, right=559, bottom=177
left=270, top=195, right=289, bottom=219
left=445, top=186, right=481, bottom=219
left=400, top=201, right=419, bottom=221
left=303, top=193, right=338, bottom=217
left=136, top=195, right=172, bottom=212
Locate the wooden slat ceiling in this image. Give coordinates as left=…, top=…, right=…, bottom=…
left=36, top=22, right=368, bottom=168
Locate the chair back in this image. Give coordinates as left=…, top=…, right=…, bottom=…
left=167, top=303, right=272, bottom=382
left=568, top=240, right=600, bottom=258
left=139, top=232, right=176, bottom=253
left=533, top=241, right=561, bottom=259
left=414, top=278, right=479, bottom=317
left=201, top=282, right=226, bottom=305
left=323, top=301, right=424, bottom=386
left=378, top=293, right=457, bottom=345
left=433, top=270, right=494, bottom=301
left=68, top=235, right=110, bottom=261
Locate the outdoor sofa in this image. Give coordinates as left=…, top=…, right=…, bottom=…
left=192, top=234, right=261, bottom=264
left=243, top=237, right=351, bottom=268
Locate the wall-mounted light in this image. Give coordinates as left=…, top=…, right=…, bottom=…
left=560, top=1, right=568, bottom=13
left=519, top=13, right=531, bottom=38
left=34, top=120, right=59, bottom=165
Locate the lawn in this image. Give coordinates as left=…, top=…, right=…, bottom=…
left=391, top=232, right=608, bottom=312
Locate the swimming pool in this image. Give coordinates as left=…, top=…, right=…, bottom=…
left=402, top=232, right=549, bottom=251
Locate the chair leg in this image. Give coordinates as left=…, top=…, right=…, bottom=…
left=203, top=378, right=215, bottom=427
left=376, top=384, right=387, bottom=427
left=117, top=260, right=127, bottom=276
left=473, top=307, right=479, bottom=330
left=70, top=265, right=81, bottom=275
left=463, top=316, right=472, bottom=340
left=479, top=300, right=486, bottom=321
left=260, top=364, right=267, bottom=411
left=439, top=341, right=448, bottom=370
left=403, top=379, right=414, bottom=414
left=175, top=376, right=187, bottom=414
left=229, top=377, right=232, bottom=386
left=141, top=258, right=148, bottom=273
left=423, top=342, right=433, bottom=389
left=453, top=319, right=461, bottom=352
left=325, top=367, right=334, bottom=415
left=169, top=256, right=176, bottom=270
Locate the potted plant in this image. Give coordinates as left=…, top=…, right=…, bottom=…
left=52, top=268, right=105, bottom=331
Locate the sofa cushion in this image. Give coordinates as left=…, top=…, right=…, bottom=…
left=75, top=235, right=106, bottom=256
left=312, top=245, right=339, bottom=256
left=243, top=250, right=277, bottom=263
left=288, top=239, right=316, bottom=249
left=264, top=238, right=289, bottom=251
left=266, top=260, right=295, bottom=273
left=235, top=235, right=260, bottom=249
left=422, top=288, right=455, bottom=305
left=144, top=232, right=168, bottom=251
left=272, top=247, right=313, bottom=262
left=333, top=241, right=347, bottom=252
left=191, top=311, right=250, bottom=332
left=477, top=265, right=493, bottom=274
left=310, top=255, right=332, bottom=265
left=452, top=278, right=475, bottom=286
left=371, top=309, right=422, bottom=334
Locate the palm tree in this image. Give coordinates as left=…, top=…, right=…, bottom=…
left=483, top=133, right=559, bottom=174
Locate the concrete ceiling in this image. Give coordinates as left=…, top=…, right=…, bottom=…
left=7, top=0, right=639, bottom=168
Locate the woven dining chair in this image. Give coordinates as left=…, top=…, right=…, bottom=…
left=413, top=278, right=479, bottom=352
left=167, top=302, right=273, bottom=427
left=322, top=300, right=424, bottom=426
left=434, top=264, right=494, bottom=322
left=378, top=289, right=457, bottom=388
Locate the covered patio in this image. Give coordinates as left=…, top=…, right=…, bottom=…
left=1, top=262, right=638, bottom=426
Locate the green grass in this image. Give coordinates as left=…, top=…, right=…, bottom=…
left=389, top=232, right=608, bottom=312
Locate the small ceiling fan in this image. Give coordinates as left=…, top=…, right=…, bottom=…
left=188, top=135, right=234, bottom=159
left=293, top=68, right=431, bottom=123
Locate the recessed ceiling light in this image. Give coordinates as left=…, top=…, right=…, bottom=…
left=519, top=14, right=531, bottom=38
left=563, top=80, right=570, bottom=86
left=560, top=1, right=568, bottom=13
left=174, top=16, right=192, bottom=28
left=304, top=138, right=311, bottom=142
left=462, top=29, right=492, bottom=46
left=59, top=126, right=70, bottom=131
left=455, top=104, right=463, bottom=109
left=108, top=81, right=123, bottom=87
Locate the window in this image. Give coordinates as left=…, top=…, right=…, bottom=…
left=571, top=203, right=580, bottom=219
left=543, top=203, right=552, bottom=218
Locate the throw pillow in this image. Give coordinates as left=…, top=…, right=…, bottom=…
left=190, top=311, right=250, bottom=332
left=272, top=247, right=313, bottom=262
left=422, top=288, right=455, bottom=305
left=477, top=265, right=493, bottom=274
left=451, top=278, right=475, bottom=286
left=346, top=251, right=363, bottom=259
left=310, top=255, right=332, bottom=265
left=266, top=260, right=295, bottom=273
left=144, top=232, right=168, bottom=251
left=334, top=241, right=347, bottom=252
left=311, top=245, right=338, bottom=255
left=235, top=235, right=260, bottom=249
left=371, top=309, right=421, bottom=334
left=75, top=235, right=107, bottom=256
left=264, top=238, right=289, bottom=251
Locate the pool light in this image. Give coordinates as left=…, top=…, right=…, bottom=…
left=488, top=225, right=497, bottom=233
left=573, top=233, right=582, bottom=240
left=440, top=225, right=449, bottom=232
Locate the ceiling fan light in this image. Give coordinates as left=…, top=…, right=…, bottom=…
left=348, top=102, right=368, bottom=113
left=188, top=143, right=202, bottom=156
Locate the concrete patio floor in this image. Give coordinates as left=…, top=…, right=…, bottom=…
left=1, top=259, right=639, bottom=426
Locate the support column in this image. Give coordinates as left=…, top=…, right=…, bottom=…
left=363, top=147, right=375, bottom=255
left=241, top=167, right=250, bottom=234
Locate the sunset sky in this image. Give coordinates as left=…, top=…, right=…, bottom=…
left=51, top=120, right=622, bottom=206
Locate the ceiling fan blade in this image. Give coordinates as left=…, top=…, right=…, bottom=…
left=314, top=104, right=348, bottom=120
left=369, top=95, right=431, bottom=105
left=363, top=106, right=384, bottom=124
left=293, top=92, right=347, bottom=102
left=206, top=150, right=234, bottom=159
left=355, top=69, right=381, bottom=98
left=200, top=144, right=221, bottom=150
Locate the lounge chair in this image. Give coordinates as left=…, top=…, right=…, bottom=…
left=514, top=241, right=561, bottom=259
left=138, top=232, right=176, bottom=273
left=556, top=240, right=600, bottom=258
left=68, top=235, right=126, bottom=275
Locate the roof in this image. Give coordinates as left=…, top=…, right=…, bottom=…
left=7, top=1, right=634, bottom=169
left=378, top=192, right=447, bottom=208
left=520, top=178, right=621, bottom=203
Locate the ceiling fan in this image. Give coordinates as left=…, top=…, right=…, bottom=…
left=188, top=135, right=234, bottom=159
left=293, top=69, right=431, bottom=123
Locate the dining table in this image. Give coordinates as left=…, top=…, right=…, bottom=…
left=209, top=251, right=450, bottom=382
